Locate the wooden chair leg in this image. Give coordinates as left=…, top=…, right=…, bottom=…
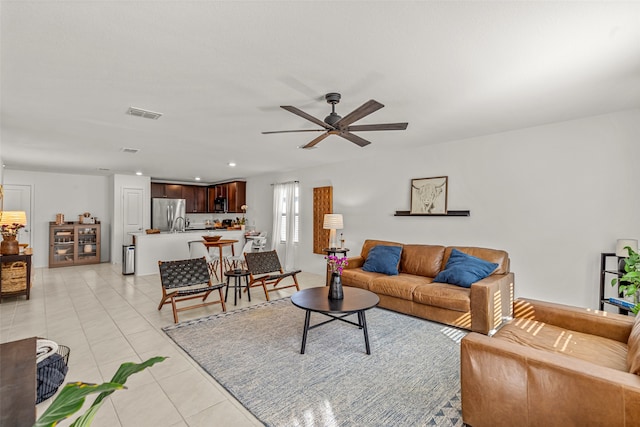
left=218, top=288, right=227, bottom=312
left=171, top=296, right=179, bottom=323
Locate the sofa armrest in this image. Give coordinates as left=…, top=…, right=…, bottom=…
left=344, top=256, right=364, bottom=269
left=514, top=298, right=634, bottom=343
left=469, top=272, right=514, bottom=335
left=461, top=332, right=640, bottom=427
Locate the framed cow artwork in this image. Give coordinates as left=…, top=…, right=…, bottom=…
left=410, top=176, right=448, bottom=214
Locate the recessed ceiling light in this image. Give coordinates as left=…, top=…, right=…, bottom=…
left=228, top=162, right=236, bottom=167
left=136, top=171, right=143, bottom=176
left=195, top=177, right=201, bottom=181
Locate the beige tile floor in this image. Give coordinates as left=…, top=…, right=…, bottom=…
left=0, top=262, right=324, bottom=427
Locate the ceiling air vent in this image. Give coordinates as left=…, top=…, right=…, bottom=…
left=126, top=106, right=162, bottom=120
left=121, top=148, right=140, bottom=154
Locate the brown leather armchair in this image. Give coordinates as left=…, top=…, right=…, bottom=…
left=461, top=298, right=640, bottom=427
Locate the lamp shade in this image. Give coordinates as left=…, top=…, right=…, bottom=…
left=616, top=239, right=638, bottom=257
left=323, top=214, right=343, bottom=230
left=0, top=211, right=27, bottom=226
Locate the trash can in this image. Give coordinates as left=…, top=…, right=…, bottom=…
left=122, top=245, right=135, bottom=275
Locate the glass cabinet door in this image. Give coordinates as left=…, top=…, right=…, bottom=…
left=50, top=225, right=75, bottom=266
left=75, top=225, right=100, bottom=264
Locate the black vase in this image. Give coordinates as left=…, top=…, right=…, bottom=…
left=328, top=273, right=344, bottom=300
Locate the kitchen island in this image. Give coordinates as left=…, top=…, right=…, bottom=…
left=131, top=229, right=245, bottom=276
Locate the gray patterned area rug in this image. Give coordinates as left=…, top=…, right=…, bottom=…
left=163, top=297, right=464, bottom=426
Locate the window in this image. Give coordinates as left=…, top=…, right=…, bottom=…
left=280, top=185, right=299, bottom=243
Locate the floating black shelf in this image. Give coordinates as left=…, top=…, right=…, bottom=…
left=394, top=210, right=470, bottom=217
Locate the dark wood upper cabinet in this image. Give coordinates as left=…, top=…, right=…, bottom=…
left=183, top=186, right=206, bottom=213
left=165, top=184, right=183, bottom=199
left=152, top=183, right=207, bottom=213
left=207, top=181, right=246, bottom=213
left=227, top=181, right=246, bottom=213
left=151, top=183, right=166, bottom=198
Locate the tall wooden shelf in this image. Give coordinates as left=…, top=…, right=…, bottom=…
left=49, top=222, right=101, bottom=268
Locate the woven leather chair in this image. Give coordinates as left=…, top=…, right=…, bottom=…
left=244, top=250, right=301, bottom=301
left=158, top=257, right=226, bottom=323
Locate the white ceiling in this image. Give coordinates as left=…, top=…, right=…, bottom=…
left=2, top=1, right=639, bottom=184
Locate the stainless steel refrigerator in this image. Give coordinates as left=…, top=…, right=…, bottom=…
left=152, top=198, right=186, bottom=232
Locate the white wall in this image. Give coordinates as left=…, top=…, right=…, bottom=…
left=3, top=170, right=111, bottom=267
left=246, top=109, right=640, bottom=309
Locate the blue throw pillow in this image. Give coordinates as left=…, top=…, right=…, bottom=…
left=433, top=248, right=499, bottom=288
left=362, top=245, right=402, bottom=276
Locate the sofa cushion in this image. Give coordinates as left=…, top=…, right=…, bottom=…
left=494, top=319, right=628, bottom=372
left=413, top=282, right=471, bottom=312
left=340, top=268, right=381, bottom=290
left=627, top=315, right=640, bottom=374
left=368, top=274, right=432, bottom=300
left=362, top=245, right=402, bottom=275
left=400, top=244, right=445, bottom=277
left=433, top=248, right=498, bottom=288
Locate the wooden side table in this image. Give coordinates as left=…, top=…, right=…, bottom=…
left=0, top=337, right=36, bottom=425
left=323, top=247, right=349, bottom=286
left=0, top=253, right=33, bottom=302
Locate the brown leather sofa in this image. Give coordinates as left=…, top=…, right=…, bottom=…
left=341, top=239, right=514, bottom=335
left=461, top=298, right=640, bottom=427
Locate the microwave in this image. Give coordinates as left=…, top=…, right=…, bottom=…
left=214, top=197, right=227, bottom=212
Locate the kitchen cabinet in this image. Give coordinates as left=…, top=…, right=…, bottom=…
left=49, top=223, right=101, bottom=268
left=182, top=185, right=207, bottom=213
left=153, top=183, right=207, bottom=213
left=151, top=183, right=183, bottom=199
left=227, top=181, right=246, bottom=213
left=207, top=181, right=246, bottom=213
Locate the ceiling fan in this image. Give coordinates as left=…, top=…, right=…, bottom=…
left=262, top=93, right=408, bottom=149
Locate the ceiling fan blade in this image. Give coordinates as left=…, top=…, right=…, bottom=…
left=340, top=131, right=372, bottom=147
left=346, top=122, right=408, bottom=132
left=335, top=100, right=384, bottom=129
left=262, top=129, right=327, bottom=134
left=302, top=132, right=331, bottom=149
left=281, top=106, right=334, bottom=130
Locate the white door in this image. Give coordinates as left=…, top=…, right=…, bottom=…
left=2, top=184, right=33, bottom=248
left=123, top=187, right=144, bottom=245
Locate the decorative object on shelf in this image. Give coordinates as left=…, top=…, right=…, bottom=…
left=611, top=245, right=640, bottom=314
left=326, top=255, right=348, bottom=300
left=0, top=211, right=27, bottom=255
left=410, top=176, right=448, bottom=214
left=323, top=213, right=343, bottom=249
left=616, top=238, right=638, bottom=271
left=55, top=213, right=64, bottom=225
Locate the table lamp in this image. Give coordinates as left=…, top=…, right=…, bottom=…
left=0, top=211, right=27, bottom=255
left=616, top=238, right=638, bottom=272
left=323, top=214, right=343, bottom=249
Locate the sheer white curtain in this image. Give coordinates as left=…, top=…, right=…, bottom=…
left=271, top=181, right=298, bottom=271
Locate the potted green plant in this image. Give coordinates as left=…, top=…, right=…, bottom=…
left=611, top=246, right=640, bottom=314
left=34, top=356, right=165, bottom=427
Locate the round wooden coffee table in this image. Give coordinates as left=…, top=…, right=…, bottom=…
left=291, top=286, right=379, bottom=355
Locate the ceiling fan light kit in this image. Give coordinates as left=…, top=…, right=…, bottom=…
left=263, top=92, right=408, bottom=149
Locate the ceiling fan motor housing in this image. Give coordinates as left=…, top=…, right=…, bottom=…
left=324, top=93, right=342, bottom=126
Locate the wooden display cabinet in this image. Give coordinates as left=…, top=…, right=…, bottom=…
left=49, top=222, right=101, bottom=267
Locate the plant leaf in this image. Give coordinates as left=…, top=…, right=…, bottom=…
left=33, top=382, right=124, bottom=427
left=69, top=401, right=104, bottom=427
left=92, top=356, right=166, bottom=406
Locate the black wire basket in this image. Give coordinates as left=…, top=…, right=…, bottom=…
left=36, top=344, right=70, bottom=404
